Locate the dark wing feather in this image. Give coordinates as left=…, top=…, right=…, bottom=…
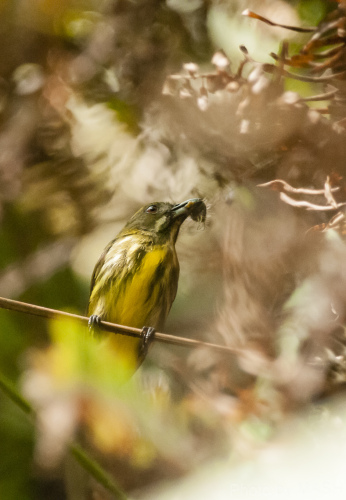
left=89, top=238, right=116, bottom=296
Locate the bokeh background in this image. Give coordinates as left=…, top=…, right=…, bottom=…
left=1, top=0, right=346, bottom=499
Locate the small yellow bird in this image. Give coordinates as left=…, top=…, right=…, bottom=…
left=88, top=198, right=206, bottom=375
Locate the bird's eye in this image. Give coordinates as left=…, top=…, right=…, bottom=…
left=146, top=205, right=158, bottom=214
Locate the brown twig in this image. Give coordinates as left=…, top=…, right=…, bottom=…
left=259, top=178, right=346, bottom=212
left=0, top=296, right=239, bottom=355
left=279, top=192, right=346, bottom=211
left=263, top=64, right=346, bottom=83
left=300, top=88, right=339, bottom=102
left=242, top=9, right=316, bottom=33
left=258, top=179, right=339, bottom=195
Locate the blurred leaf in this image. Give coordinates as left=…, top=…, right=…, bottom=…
left=297, top=0, right=328, bottom=26
left=107, top=98, right=141, bottom=134
left=0, top=396, right=34, bottom=500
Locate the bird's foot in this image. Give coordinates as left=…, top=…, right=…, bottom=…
left=139, top=326, right=156, bottom=359
left=88, top=314, right=102, bottom=333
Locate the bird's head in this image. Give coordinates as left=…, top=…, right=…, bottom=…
left=122, top=198, right=207, bottom=244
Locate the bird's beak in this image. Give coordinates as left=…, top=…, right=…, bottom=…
left=171, top=198, right=206, bottom=222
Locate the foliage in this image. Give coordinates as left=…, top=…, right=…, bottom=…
left=1, top=0, right=346, bottom=499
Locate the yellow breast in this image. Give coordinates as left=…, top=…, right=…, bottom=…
left=88, top=239, right=179, bottom=371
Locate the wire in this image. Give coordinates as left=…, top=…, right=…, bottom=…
left=0, top=296, right=239, bottom=355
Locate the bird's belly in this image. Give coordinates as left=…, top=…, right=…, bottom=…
left=113, top=248, right=176, bottom=321
left=92, top=247, right=179, bottom=366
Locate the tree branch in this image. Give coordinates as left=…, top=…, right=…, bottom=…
left=0, top=296, right=239, bottom=354
left=0, top=371, right=128, bottom=500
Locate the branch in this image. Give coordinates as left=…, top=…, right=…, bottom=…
left=258, top=179, right=340, bottom=195
left=242, top=9, right=316, bottom=33
left=263, top=64, right=346, bottom=83
left=300, top=88, right=339, bottom=102
left=0, top=295, right=241, bottom=496
left=258, top=178, right=346, bottom=212
left=279, top=192, right=346, bottom=211
left=69, top=444, right=128, bottom=500
left=0, top=296, right=240, bottom=355
left=0, top=371, right=128, bottom=500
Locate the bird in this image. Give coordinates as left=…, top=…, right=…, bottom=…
left=88, top=198, right=206, bottom=376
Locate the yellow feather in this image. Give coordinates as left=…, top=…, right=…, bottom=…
left=88, top=241, right=179, bottom=371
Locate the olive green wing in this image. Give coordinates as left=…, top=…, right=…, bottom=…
left=89, top=238, right=116, bottom=296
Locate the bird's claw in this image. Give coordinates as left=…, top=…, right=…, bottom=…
left=139, top=326, right=155, bottom=358
left=88, top=314, right=102, bottom=333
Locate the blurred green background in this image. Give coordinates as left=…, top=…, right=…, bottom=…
left=0, top=1, right=345, bottom=499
